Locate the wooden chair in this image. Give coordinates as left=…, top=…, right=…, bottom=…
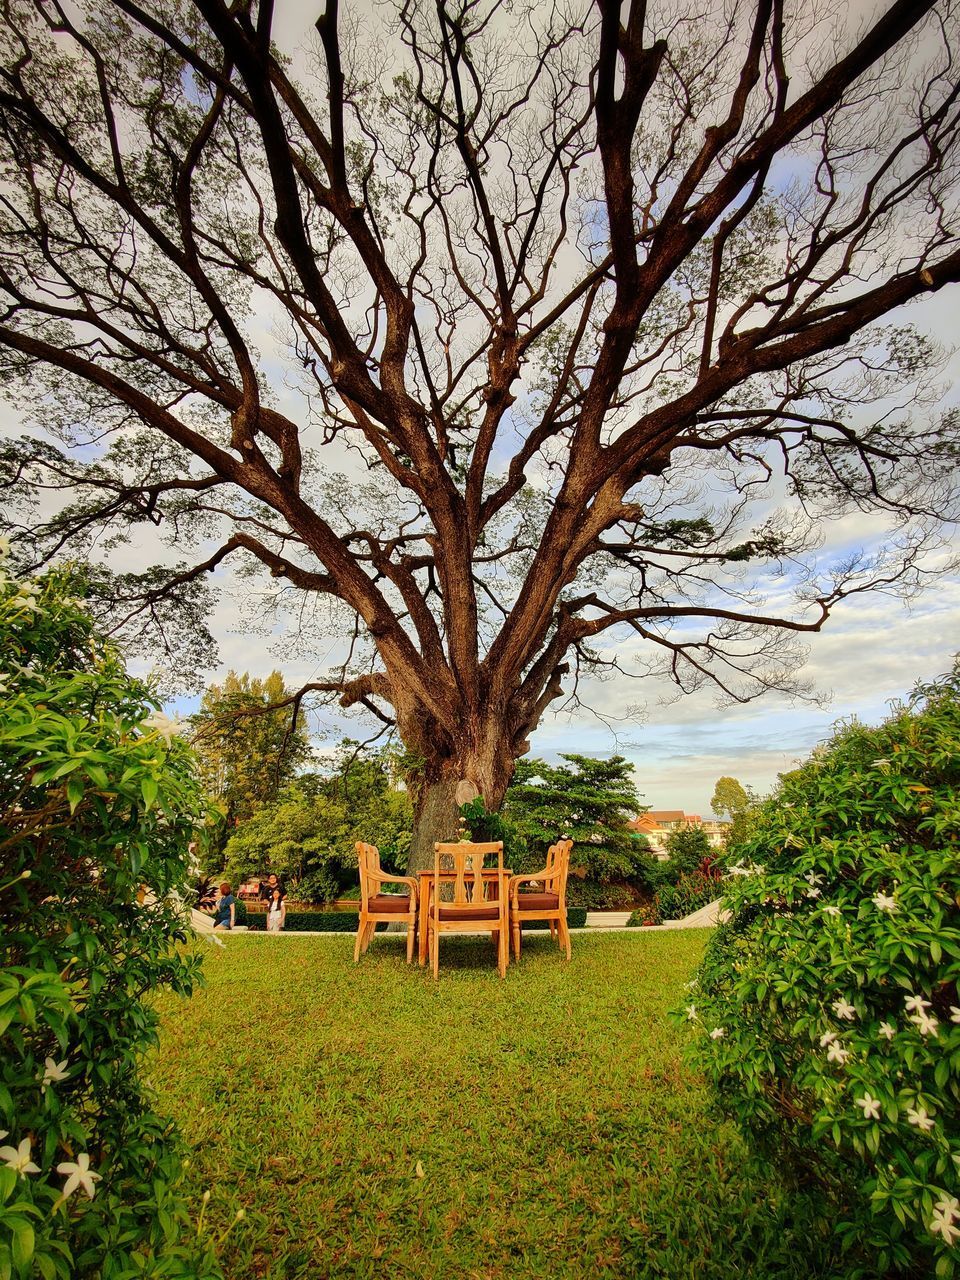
left=427, top=841, right=508, bottom=979
left=509, top=838, right=573, bottom=961
left=354, top=841, right=419, bottom=963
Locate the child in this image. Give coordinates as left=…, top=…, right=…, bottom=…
left=213, top=882, right=236, bottom=930
left=265, top=886, right=286, bottom=933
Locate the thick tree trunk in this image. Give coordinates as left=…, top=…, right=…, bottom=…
left=405, top=733, right=515, bottom=874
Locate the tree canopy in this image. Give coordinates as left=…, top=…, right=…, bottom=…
left=1, top=0, right=958, bottom=865
left=711, top=776, right=750, bottom=818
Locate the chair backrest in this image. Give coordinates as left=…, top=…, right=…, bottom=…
left=355, top=841, right=380, bottom=911
left=547, top=838, right=573, bottom=904
left=433, top=841, right=504, bottom=917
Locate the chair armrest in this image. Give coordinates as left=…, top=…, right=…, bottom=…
left=366, top=868, right=418, bottom=900
left=509, top=869, right=558, bottom=900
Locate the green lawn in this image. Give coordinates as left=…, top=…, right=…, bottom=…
left=151, top=931, right=836, bottom=1279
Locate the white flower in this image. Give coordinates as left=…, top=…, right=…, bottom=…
left=935, top=1195, right=960, bottom=1218
left=878, top=1021, right=896, bottom=1041
left=56, top=1152, right=102, bottom=1200
left=589, top=833, right=603, bottom=844
left=826, top=1041, right=851, bottom=1065
left=906, top=1106, right=935, bottom=1132
left=141, top=711, right=181, bottom=745
left=854, top=1093, right=882, bottom=1121
left=871, top=758, right=892, bottom=773
left=904, top=994, right=931, bottom=1015
left=0, top=1138, right=40, bottom=1178
left=709, top=1027, right=726, bottom=1040
left=930, top=1209, right=960, bottom=1246
left=872, top=893, right=898, bottom=913
left=42, top=1056, right=70, bottom=1088
left=909, top=1012, right=939, bottom=1038
left=819, top=1030, right=838, bottom=1047
left=949, top=1007, right=960, bottom=1024
left=685, top=1005, right=698, bottom=1021
left=832, top=998, right=856, bottom=1021
left=822, top=905, right=842, bottom=917
left=804, top=872, right=824, bottom=887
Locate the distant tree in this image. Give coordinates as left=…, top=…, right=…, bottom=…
left=222, top=746, right=412, bottom=901
left=191, top=670, right=311, bottom=835
left=2, top=1, right=960, bottom=873
left=489, top=755, right=649, bottom=899
left=664, top=823, right=712, bottom=876
left=711, top=776, right=750, bottom=819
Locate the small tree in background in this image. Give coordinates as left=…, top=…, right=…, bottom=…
left=474, top=755, right=651, bottom=907
left=190, top=670, right=312, bottom=853
left=664, top=823, right=713, bottom=876
left=710, top=776, right=750, bottom=819
left=0, top=554, right=220, bottom=1278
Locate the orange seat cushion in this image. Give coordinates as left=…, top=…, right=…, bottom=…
left=367, top=894, right=412, bottom=914
left=514, top=892, right=560, bottom=911
left=436, top=904, right=500, bottom=921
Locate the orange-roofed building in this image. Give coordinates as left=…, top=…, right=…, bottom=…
left=628, top=810, right=729, bottom=859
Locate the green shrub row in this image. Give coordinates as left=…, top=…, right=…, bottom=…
left=240, top=907, right=588, bottom=932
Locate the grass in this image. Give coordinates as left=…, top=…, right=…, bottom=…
left=151, top=931, right=837, bottom=1279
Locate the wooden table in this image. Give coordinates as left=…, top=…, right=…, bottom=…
left=417, top=867, right=512, bottom=966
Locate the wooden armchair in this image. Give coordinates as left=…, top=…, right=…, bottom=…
left=509, top=838, right=573, bottom=961
left=427, top=841, right=508, bottom=978
left=354, top=841, right=419, bottom=963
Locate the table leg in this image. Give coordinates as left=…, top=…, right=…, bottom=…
left=418, top=876, right=430, bottom=966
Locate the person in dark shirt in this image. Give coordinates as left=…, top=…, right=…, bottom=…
left=259, top=873, right=283, bottom=902
left=213, top=882, right=236, bottom=930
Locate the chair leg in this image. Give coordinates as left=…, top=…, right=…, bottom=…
left=558, top=912, right=571, bottom=960
left=406, top=917, right=415, bottom=964
left=431, top=928, right=439, bottom=979
left=362, top=920, right=376, bottom=954
left=512, top=917, right=522, bottom=961
left=354, top=917, right=364, bottom=963
left=498, top=925, right=507, bottom=978
left=548, top=920, right=557, bottom=941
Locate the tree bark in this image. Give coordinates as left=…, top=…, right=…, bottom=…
left=405, top=729, right=515, bottom=874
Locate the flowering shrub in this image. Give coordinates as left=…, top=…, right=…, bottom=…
left=655, top=869, right=722, bottom=922
left=0, top=553, right=222, bottom=1278
left=678, top=666, right=960, bottom=1276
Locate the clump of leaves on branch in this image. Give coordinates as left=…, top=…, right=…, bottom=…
left=1, top=0, right=959, bottom=870
left=0, top=551, right=221, bottom=1278
left=678, top=665, right=960, bottom=1277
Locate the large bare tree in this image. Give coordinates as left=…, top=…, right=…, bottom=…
left=1, top=0, right=959, bottom=867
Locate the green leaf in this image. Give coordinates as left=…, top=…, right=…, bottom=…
left=66, top=772, right=84, bottom=813
left=10, top=1220, right=33, bottom=1271
left=140, top=775, right=158, bottom=810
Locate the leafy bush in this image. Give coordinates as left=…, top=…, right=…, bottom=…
left=0, top=558, right=221, bottom=1278
left=678, top=665, right=960, bottom=1277
left=463, top=755, right=650, bottom=898
left=221, top=774, right=412, bottom=904
left=663, top=823, right=713, bottom=876
left=655, top=871, right=721, bottom=921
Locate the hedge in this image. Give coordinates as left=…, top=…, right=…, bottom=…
left=241, top=907, right=588, bottom=932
